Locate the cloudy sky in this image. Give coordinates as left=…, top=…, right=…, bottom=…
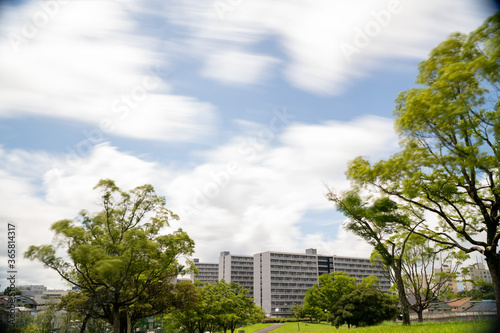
left=0, top=0, right=497, bottom=289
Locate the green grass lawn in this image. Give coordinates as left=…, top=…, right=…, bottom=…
left=237, top=320, right=497, bottom=333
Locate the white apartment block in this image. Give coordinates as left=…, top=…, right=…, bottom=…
left=463, top=262, right=492, bottom=290
left=219, top=251, right=254, bottom=298
left=192, top=259, right=219, bottom=283
left=331, top=256, right=392, bottom=293
left=254, top=250, right=319, bottom=317
left=192, top=249, right=391, bottom=317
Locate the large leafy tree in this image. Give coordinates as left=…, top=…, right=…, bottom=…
left=332, top=284, right=397, bottom=328
left=345, top=14, right=500, bottom=314
left=25, top=179, right=195, bottom=333
left=166, top=280, right=263, bottom=333
left=163, top=281, right=202, bottom=333
left=216, top=281, right=263, bottom=333
left=302, top=271, right=357, bottom=324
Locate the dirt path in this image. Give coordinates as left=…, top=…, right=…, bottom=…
left=252, top=323, right=285, bottom=333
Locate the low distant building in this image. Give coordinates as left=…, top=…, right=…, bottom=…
left=427, top=299, right=452, bottom=312
left=18, top=285, right=47, bottom=297
left=0, top=295, right=38, bottom=325
left=33, top=290, right=68, bottom=311
left=448, top=297, right=473, bottom=311
left=465, top=300, right=497, bottom=313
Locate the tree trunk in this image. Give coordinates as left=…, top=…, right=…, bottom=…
left=393, top=262, right=411, bottom=325
left=113, top=307, right=121, bottom=333
left=416, top=309, right=423, bottom=323
left=126, top=309, right=132, bottom=333
left=80, top=314, right=90, bottom=333
left=484, top=251, right=500, bottom=318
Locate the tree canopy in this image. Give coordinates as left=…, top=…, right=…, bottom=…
left=332, top=284, right=397, bottom=328
left=329, top=190, right=413, bottom=325
left=166, top=280, right=264, bottom=333
left=303, top=272, right=396, bottom=328
left=25, top=179, right=195, bottom=333
left=344, top=13, right=500, bottom=314
left=303, top=271, right=357, bottom=324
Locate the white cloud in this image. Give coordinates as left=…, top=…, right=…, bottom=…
left=0, top=0, right=216, bottom=142
left=164, top=0, right=492, bottom=94
left=0, top=143, right=168, bottom=289
left=303, top=224, right=374, bottom=258
left=0, top=116, right=396, bottom=288
left=202, top=50, right=279, bottom=85
left=166, top=116, right=397, bottom=262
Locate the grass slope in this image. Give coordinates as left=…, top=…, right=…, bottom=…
left=239, top=320, right=497, bottom=333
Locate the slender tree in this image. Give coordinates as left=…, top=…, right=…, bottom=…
left=372, top=233, right=467, bottom=322
left=329, top=190, right=414, bottom=325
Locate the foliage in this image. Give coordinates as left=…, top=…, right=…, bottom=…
left=329, top=190, right=414, bottom=325
left=291, top=303, right=305, bottom=331
left=303, top=272, right=357, bottom=323
left=371, top=233, right=467, bottom=321
left=448, top=278, right=496, bottom=301
left=343, top=13, right=500, bottom=313
left=2, top=301, right=72, bottom=333
left=24, top=179, right=195, bottom=333
left=3, top=287, right=21, bottom=295
left=165, top=280, right=264, bottom=333
left=332, top=284, right=397, bottom=328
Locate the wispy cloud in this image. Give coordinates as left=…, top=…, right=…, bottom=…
left=202, top=50, right=280, bottom=85
left=0, top=116, right=396, bottom=288
left=0, top=0, right=216, bottom=142
left=163, top=0, right=490, bottom=94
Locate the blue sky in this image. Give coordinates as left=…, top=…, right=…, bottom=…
left=0, top=0, right=498, bottom=289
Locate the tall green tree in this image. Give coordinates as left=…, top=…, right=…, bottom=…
left=216, top=281, right=263, bottom=333
left=345, top=14, right=500, bottom=314
left=164, top=281, right=202, bottom=333
left=329, top=190, right=414, bottom=325
left=25, top=179, right=195, bottom=333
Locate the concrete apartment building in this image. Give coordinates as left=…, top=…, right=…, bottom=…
left=219, top=251, right=254, bottom=298
left=331, top=255, right=391, bottom=292
left=193, top=248, right=391, bottom=317
left=254, top=249, right=319, bottom=316
left=192, top=259, right=219, bottom=283
left=463, top=262, right=492, bottom=290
